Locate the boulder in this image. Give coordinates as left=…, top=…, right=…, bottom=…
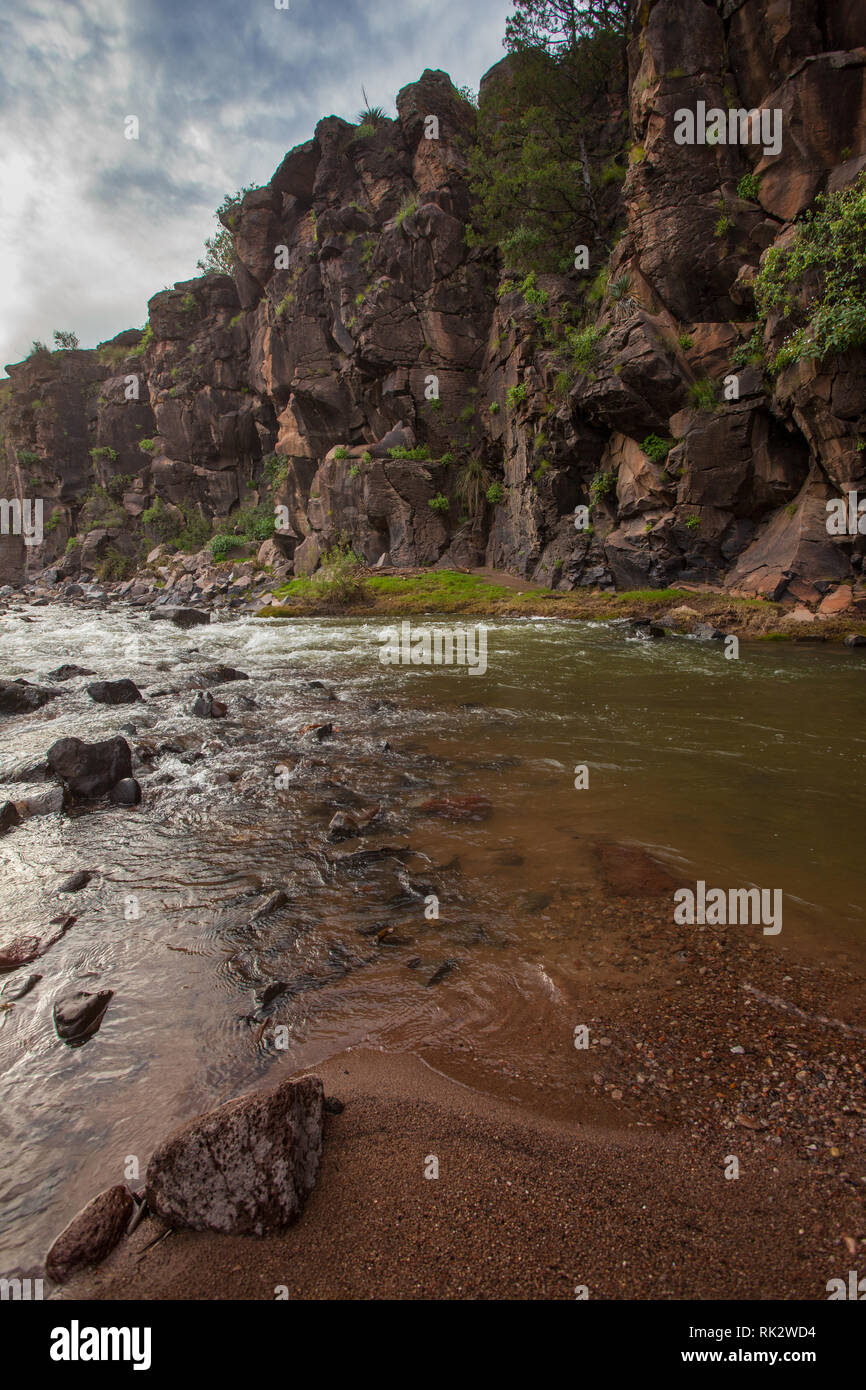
left=0, top=935, right=42, bottom=973
left=110, top=778, right=142, bottom=806
left=0, top=679, right=58, bottom=714
left=0, top=802, right=21, bottom=836
left=190, top=691, right=227, bottom=719
left=47, top=736, right=133, bottom=799
left=145, top=1075, right=325, bottom=1235
left=86, top=679, right=142, bottom=705
left=45, top=1185, right=134, bottom=1284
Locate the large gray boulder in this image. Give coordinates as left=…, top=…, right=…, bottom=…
left=145, top=1075, right=324, bottom=1235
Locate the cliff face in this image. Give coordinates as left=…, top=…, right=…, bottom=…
left=2, top=0, right=866, bottom=606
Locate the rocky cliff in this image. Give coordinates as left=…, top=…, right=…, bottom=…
left=2, top=0, right=866, bottom=610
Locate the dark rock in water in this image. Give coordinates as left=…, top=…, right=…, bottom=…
left=257, top=981, right=289, bottom=1008
left=119, top=723, right=138, bottom=736
left=45, top=664, right=96, bottom=682
left=45, top=1184, right=134, bottom=1284
left=58, top=869, right=93, bottom=893
left=236, top=694, right=257, bottom=710
left=0, top=801, right=22, bottom=836
left=47, top=736, right=132, bottom=799
left=426, top=959, right=457, bottom=987
left=406, top=957, right=422, bottom=969
left=148, top=607, right=211, bottom=628
left=323, top=1097, right=344, bottom=1115
left=328, top=806, right=380, bottom=841
left=0, top=935, right=43, bottom=973
left=145, top=1075, right=324, bottom=1235
left=110, top=778, right=141, bottom=806
left=86, top=678, right=142, bottom=705
left=53, top=988, right=113, bottom=1046
left=299, top=722, right=333, bottom=742
left=250, top=889, right=288, bottom=922
left=690, top=622, right=725, bottom=641
left=0, top=678, right=59, bottom=714
left=0, top=972, right=41, bottom=1000
left=844, top=634, right=866, bottom=648
left=191, top=666, right=249, bottom=688
left=191, top=691, right=227, bottom=719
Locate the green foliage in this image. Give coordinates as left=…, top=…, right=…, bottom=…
left=129, top=323, right=153, bottom=357
left=97, top=343, right=128, bottom=366
left=532, top=458, right=552, bottom=483
left=349, top=464, right=361, bottom=478
left=388, top=444, right=430, bottom=461
left=138, top=437, right=157, bottom=454
left=263, top=452, right=289, bottom=488
left=688, top=378, right=718, bottom=411
left=30, top=340, right=49, bottom=356
left=753, top=171, right=866, bottom=372
left=489, top=400, right=501, bottom=415
left=685, top=514, right=701, bottom=531
left=428, top=493, right=450, bottom=514
left=180, top=292, right=197, bottom=314
left=737, top=173, right=761, bottom=201
left=53, top=329, right=79, bottom=351
left=466, top=3, right=629, bottom=277
left=197, top=186, right=254, bottom=275
left=506, top=382, right=528, bottom=409
left=356, top=104, right=388, bottom=127
left=311, top=543, right=366, bottom=604
left=565, top=322, right=604, bottom=373
left=486, top=481, right=506, bottom=505
left=589, top=470, right=615, bottom=504
left=81, top=485, right=125, bottom=530
left=89, top=446, right=118, bottom=464
left=95, top=544, right=136, bottom=582
left=65, top=537, right=80, bottom=553
left=18, top=449, right=41, bottom=467
left=608, top=273, right=631, bottom=302
left=714, top=215, right=733, bottom=238
left=395, top=195, right=418, bottom=229
left=455, top=456, right=493, bottom=516
left=678, top=333, right=694, bottom=350
left=334, top=446, right=350, bottom=460
left=209, top=501, right=275, bottom=560
left=641, top=434, right=673, bottom=463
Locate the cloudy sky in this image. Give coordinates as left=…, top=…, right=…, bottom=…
left=0, top=0, right=513, bottom=376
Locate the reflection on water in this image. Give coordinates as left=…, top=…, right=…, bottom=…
left=0, top=602, right=864, bottom=1275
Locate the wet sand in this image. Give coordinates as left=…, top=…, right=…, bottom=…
left=63, top=1046, right=863, bottom=1302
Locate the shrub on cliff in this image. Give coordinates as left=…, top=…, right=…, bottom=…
left=754, top=171, right=866, bottom=372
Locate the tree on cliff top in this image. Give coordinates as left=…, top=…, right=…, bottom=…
left=467, top=0, right=630, bottom=276
left=196, top=186, right=254, bottom=276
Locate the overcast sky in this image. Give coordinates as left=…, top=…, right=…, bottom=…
left=0, top=0, right=513, bottom=376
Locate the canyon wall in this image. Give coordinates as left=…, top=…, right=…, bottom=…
left=2, top=0, right=866, bottom=605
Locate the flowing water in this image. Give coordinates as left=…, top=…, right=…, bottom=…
left=1, top=602, right=865, bottom=1277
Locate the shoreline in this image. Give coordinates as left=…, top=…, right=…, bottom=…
left=58, top=871, right=866, bottom=1302
left=4, top=566, right=866, bottom=644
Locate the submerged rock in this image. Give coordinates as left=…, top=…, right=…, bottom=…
left=57, top=870, right=94, bottom=894
left=146, top=1075, right=324, bottom=1235
left=45, top=1185, right=134, bottom=1284
left=0, top=972, right=41, bottom=1001
left=53, top=988, right=113, bottom=1046
left=0, top=802, right=21, bottom=836
left=45, top=664, right=96, bottom=682
left=0, top=935, right=42, bottom=973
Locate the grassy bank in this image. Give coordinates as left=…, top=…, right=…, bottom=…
left=255, top=569, right=866, bottom=642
